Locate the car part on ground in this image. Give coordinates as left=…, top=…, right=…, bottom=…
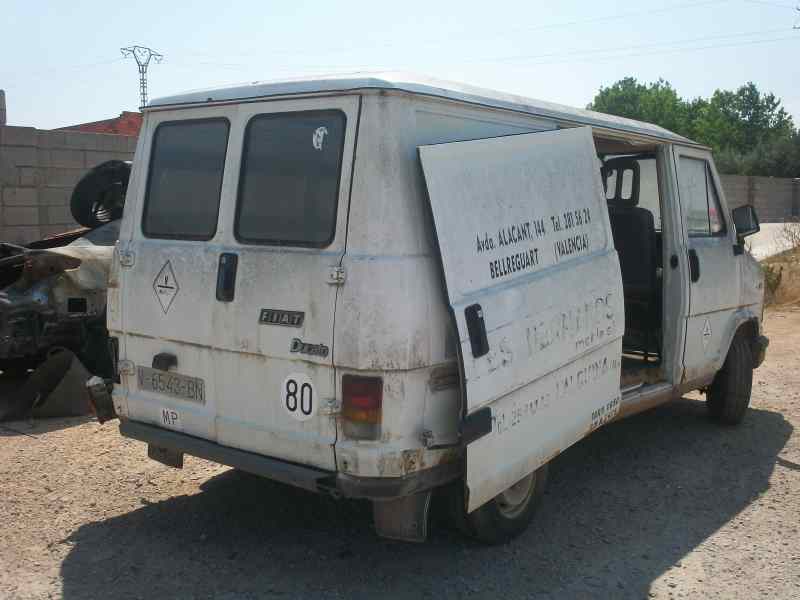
left=0, top=348, right=92, bottom=421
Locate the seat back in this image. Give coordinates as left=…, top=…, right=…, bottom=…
left=608, top=206, right=656, bottom=295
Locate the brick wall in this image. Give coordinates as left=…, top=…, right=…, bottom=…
left=721, top=174, right=799, bottom=223
left=0, top=125, right=136, bottom=244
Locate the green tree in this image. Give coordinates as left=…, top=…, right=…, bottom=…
left=692, top=83, right=794, bottom=154
left=588, top=77, right=690, bottom=135
left=587, top=79, right=798, bottom=177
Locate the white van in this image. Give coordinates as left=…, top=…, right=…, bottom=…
left=96, top=73, right=768, bottom=543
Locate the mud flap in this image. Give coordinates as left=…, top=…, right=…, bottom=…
left=85, top=375, right=117, bottom=423
left=372, top=490, right=432, bottom=542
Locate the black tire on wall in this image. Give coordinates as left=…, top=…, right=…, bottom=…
left=70, top=160, right=131, bottom=229
left=449, top=463, right=549, bottom=544
left=707, top=334, right=754, bottom=425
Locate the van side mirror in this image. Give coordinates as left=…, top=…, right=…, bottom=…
left=732, top=205, right=760, bottom=240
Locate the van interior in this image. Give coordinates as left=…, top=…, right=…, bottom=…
left=594, top=137, right=667, bottom=392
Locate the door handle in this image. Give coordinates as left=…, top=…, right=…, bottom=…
left=464, top=303, right=490, bottom=358
left=216, top=253, right=239, bottom=302
left=688, top=249, right=700, bottom=283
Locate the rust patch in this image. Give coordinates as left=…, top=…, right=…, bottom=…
left=402, top=449, right=424, bottom=475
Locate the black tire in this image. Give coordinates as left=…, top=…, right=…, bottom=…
left=707, top=334, right=753, bottom=425
left=449, top=463, right=548, bottom=544
left=70, top=160, right=131, bottom=228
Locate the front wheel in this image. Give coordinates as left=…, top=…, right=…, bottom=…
left=707, top=334, right=753, bottom=425
left=449, top=463, right=548, bottom=544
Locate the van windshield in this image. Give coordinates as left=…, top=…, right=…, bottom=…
left=235, top=110, right=346, bottom=247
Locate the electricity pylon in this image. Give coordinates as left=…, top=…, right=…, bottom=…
left=121, top=45, right=163, bottom=108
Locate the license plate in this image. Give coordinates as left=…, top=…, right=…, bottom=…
left=137, top=367, right=205, bottom=404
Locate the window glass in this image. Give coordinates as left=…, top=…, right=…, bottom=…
left=678, top=156, right=726, bottom=237
left=143, top=119, right=229, bottom=239
left=637, top=159, right=662, bottom=230
left=604, top=169, right=617, bottom=200
left=602, top=155, right=662, bottom=230
left=620, top=168, right=633, bottom=201
left=236, top=110, right=346, bottom=246
left=706, top=166, right=725, bottom=234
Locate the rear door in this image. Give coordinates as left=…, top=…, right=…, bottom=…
left=212, top=97, right=358, bottom=469
left=419, top=127, right=625, bottom=512
left=121, top=96, right=359, bottom=471
left=122, top=107, right=232, bottom=443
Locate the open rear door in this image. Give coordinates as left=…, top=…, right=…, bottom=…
left=419, top=127, right=625, bottom=512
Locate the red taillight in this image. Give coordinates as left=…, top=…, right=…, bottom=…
left=342, top=375, right=382, bottom=439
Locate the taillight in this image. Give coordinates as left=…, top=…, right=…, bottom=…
left=342, top=375, right=382, bottom=440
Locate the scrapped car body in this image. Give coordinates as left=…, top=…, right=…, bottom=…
left=0, top=221, right=118, bottom=376
left=0, top=160, right=130, bottom=377
left=100, top=73, right=767, bottom=543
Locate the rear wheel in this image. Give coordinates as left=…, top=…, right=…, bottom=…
left=707, top=334, right=753, bottom=425
left=449, top=463, right=548, bottom=544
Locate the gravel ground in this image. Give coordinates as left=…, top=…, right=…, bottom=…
left=1, top=309, right=799, bottom=600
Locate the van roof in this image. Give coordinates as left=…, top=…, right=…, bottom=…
left=149, top=72, right=696, bottom=145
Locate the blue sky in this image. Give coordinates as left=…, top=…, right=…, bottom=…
left=2, top=0, right=798, bottom=129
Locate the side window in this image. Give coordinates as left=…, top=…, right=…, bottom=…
left=706, top=166, right=725, bottom=235
left=678, top=156, right=727, bottom=237
left=235, top=110, right=346, bottom=247
left=142, top=119, right=229, bottom=240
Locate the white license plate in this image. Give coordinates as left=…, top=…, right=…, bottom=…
left=138, top=367, right=205, bottom=404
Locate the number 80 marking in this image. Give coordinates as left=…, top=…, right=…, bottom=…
left=281, top=373, right=316, bottom=421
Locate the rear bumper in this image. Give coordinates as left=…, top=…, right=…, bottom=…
left=119, top=419, right=460, bottom=500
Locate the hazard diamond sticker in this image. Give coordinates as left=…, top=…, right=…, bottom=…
left=153, top=261, right=179, bottom=314
left=701, top=317, right=712, bottom=351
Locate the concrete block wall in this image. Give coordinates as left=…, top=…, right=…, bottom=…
left=0, top=124, right=796, bottom=244
left=721, top=174, right=799, bottom=223
left=0, top=125, right=136, bottom=244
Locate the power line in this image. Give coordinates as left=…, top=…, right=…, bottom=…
left=467, top=27, right=791, bottom=65
left=166, top=27, right=797, bottom=74
left=742, top=0, right=797, bottom=9
left=173, top=0, right=728, bottom=62
left=121, top=45, right=163, bottom=108
left=504, top=33, right=799, bottom=68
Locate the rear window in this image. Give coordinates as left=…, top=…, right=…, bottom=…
left=142, top=119, right=229, bottom=240
left=235, top=110, right=346, bottom=247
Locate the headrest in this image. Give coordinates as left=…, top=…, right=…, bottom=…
left=602, top=157, right=640, bottom=208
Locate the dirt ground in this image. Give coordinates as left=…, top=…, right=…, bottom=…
left=1, top=310, right=799, bottom=600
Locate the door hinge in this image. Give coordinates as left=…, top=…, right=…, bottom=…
left=118, top=248, right=135, bottom=268
left=327, top=266, right=346, bottom=285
